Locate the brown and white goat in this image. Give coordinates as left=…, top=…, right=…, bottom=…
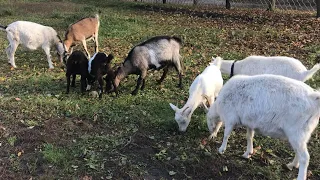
left=64, top=14, right=100, bottom=58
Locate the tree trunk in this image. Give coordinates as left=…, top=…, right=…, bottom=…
left=316, top=0, right=320, bottom=18
left=163, top=0, right=166, bottom=4
left=268, top=0, right=276, bottom=11
left=193, top=0, right=198, bottom=5
left=226, top=0, right=231, bottom=9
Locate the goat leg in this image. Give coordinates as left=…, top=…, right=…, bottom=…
left=66, top=74, right=71, bottom=94
left=112, top=80, right=118, bottom=97
left=140, top=79, right=146, bottom=90
left=98, top=76, right=104, bottom=99
left=178, top=72, right=183, bottom=89
left=71, top=74, right=76, bottom=87
left=132, top=76, right=143, bottom=95
left=80, top=75, right=87, bottom=94
left=157, top=66, right=169, bottom=84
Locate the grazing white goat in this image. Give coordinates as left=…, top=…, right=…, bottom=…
left=214, top=55, right=320, bottom=82
left=0, top=21, right=65, bottom=69
left=63, top=14, right=100, bottom=58
left=170, top=57, right=223, bottom=132
left=206, top=74, right=320, bottom=180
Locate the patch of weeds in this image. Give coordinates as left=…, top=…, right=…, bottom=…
left=0, top=8, right=14, bottom=16
left=9, top=153, right=21, bottom=172
left=7, top=135, right=17, bottom=146
left=41, top=143, right=68, bottom=166
left=83, top=148, right=102, bottom=170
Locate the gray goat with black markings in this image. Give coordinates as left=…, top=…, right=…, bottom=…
left=107, top=36, right=184, bottom=95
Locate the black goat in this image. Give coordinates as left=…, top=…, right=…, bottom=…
left=66, top=50, right=91, bottom=94
left=88, top=52, right=115, bottom=98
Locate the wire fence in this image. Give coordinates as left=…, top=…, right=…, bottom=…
left=137, top=0, right=317, bottom=11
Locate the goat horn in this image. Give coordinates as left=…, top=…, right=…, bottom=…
left=182, top=106, right=189, bottom=114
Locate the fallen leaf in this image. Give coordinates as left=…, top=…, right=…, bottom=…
left=201, top=138, right=207, bottom=145
left=17, top=151, right=23, bottom=157
left=223, top=166, right=228, bottom=172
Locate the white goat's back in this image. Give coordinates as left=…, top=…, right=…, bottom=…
left=189, top=64, right=223, bottom=98
left=6, top=21, right=57, bottom=50
left=236, top=56, right=308, bottom=81
left=214, top=74, right=320, bottom=138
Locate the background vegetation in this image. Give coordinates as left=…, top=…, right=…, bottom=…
left=0, top=0, right=319, bottom=179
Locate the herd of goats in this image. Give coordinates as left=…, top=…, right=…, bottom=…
left=1, top=14, right=320, bottom=180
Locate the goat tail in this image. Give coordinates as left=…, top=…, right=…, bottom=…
left=95, top=14, right=100, bottom=21
left=211, top=56, right=222, bottom=69
left=310, top=91, right=320, bottom=108
left=0, top=24, right=7, bottom=31
left=302, top=63, right=320, bottom=82
left=172, top=36, right=183, bottom=46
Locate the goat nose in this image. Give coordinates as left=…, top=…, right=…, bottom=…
left=178, top=128, right=187, bottom=134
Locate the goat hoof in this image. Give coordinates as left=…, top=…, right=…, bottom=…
left=131, top=91, right=138, bottom=95
left=286, top=164, right=294, bottom=171
left=286, top=163, right=298, bottom=171
left=242, top=152, right=252, bottom=159
left=208, top=134, right=216, bottom=140
left=218, top=147, right=225, bottom=154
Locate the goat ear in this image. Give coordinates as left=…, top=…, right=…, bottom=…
left=105, top=54, right=114, bottom=64
left=169, top=103, right=178, bottom=112
left=108, top=54, right=114, bottom=60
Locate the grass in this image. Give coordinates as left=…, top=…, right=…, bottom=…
left=0, top=0, right=319, bottom=179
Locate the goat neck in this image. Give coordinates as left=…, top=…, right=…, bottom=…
left=220, top=59, right=236, bottom=75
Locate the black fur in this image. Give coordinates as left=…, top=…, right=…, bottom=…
left=66, top=51, right=90, bottom=94
left=89, top=53, right=116, bottom=98
left=230, top=60, right=238, bottom=78
left=0, top=25, right=8, bottom=30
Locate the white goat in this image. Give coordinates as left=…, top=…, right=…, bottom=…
left=207, top=74, right=320, bottom=180
left=214, top=55, right=320, bottom=82
left=0, top=21, right=65, bottom=69
left=170, top=57, right=223, bottom=132
left=63, top=14, right=100, bottom=58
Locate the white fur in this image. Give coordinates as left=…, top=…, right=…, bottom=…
left=148, top=49, right=161, bottom=68
left=170, top=57, right=223, bottom=132
left=214, top=56, right=320, bottom=82
left=1, top=21, right=64, bottom=69
left=207, top=74, right=320, bottom=180
left=88, top=52, right=98, bottom=73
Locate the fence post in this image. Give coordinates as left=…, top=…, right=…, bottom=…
left=317, top=0, right=320, bottom=18
left=267, top=0, right=276, bottom=11
left=163, top=0, right=166, bottom=4
left=226, top=0, right=231, bottom=9
left=193, top=0, right=198, bottom=5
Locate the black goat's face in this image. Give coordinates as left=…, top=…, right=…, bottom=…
left=62, top=51, right=70, bottom=64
